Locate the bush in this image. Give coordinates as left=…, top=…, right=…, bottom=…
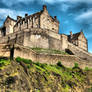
left=57, top=61, right=62, bottom=67
left=74, top=63, right=79, bottom=68
left=22, top=58, right=32, bottom=64
left=27, top=64, right=31, bottom=69
left=5, top=76, right=15, bottom=85
left=40, top=63, right=47, bottom=68
left=85, top=67, right=89, bottom=71
left=35, top=62, right=41, bottom=67
left=16, top=57, right=32, bottom=64
left=0, top=62, right=4, bottom=67
left=15, top=57, right=21, bottom=62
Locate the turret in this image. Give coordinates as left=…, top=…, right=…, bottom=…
left=43, top=5, right=47, bottom=11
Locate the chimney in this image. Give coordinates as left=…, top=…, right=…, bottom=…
left=25, top=13, right=28, bottom=17
left=70, top=31, right=73, bottom=39
left=54, top=16, right=57, bottom=20
left=17, top=16, right=22, bottom=21
left=80, top=29, right=83, bottom=32
left=43, top=5, right=47, bottom=11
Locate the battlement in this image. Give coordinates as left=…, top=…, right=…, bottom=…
left=14, top=5, right=59, bottom=34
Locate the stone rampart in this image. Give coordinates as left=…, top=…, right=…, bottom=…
left=0, top=44, right=92, bottom=69
left=14, top=44, right=92, bottom=69
left=23, top=28, right=62, bottom=51
left=0, top=30, right=24, bottom=45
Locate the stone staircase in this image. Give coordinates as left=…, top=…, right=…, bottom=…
left=68, top=42, right=92, bottom=62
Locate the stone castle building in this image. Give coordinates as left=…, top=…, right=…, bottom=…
left=0, top=5, right=88, bottom=52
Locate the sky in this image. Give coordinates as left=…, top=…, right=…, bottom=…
left=0, top=0, right=92, bottom=53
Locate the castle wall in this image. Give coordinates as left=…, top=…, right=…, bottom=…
left=23, top=28, right=62, bottom=51
left=14, top=21, right=27, bottom=32
left=23, top=33, right=49, bottom=49
left=40, top=10, right=59, bottom=33
left=78, top=34, right=88, bottom=51
left=61, top=34, right=68, bottom=50
left=13, top=45, right=92, bottom=69
left=14, top=45, right=36, bottom=61
left=33, top=16, right=40, bottom=28
left=0, top=44, right=92, bottom=69
left=0, top=31, right=24, bottom=45
left=4, top=18, right=16, bottom=35
left=0, top=44, right=10, bottom=57
left=0, top=29, right=2, bottom=37
left=48, top=36, right=62, bottom=50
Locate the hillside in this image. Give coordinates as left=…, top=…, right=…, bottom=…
left=0, top=57, right=92, bottom=92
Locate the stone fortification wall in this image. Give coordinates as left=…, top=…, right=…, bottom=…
left=0, top=28, right=62, bottom=51
left=0, top=44, right=10, bottom=57
left=0, top=44, right=92, bottom=69
left=23, top=28, right=62, bottom=51
left=61, top=34, right=68, bottom=50
left=14, top=45, right=92, bottom=69
left=0, top=30, right=24, bottom=45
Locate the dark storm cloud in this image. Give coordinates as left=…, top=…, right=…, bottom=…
left=0, top=0, right=8, bottom=8
left=0, top=0, right=92, bottom=52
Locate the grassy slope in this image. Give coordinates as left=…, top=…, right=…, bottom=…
left=31, top=48, right=69, bottom=55
left=15, top=57, right=89, bottom=92
left=0, top=57, right=92, bottom=92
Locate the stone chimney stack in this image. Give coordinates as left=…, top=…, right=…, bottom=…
left=17, top=16, right=22, bottom=21
left=70, top=31, right=73, bottom=39
left=54, top=16, right=57, bottom=20
left=25, top=14, right=28, bottom=17
left=43, top=5, right=47, bottom=11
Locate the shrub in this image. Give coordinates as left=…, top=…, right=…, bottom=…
left=22, top=58, right=32, bottom=64
left=40, top=63, right=47, bottom=68
left=15, top=57, right=21, bottom=62
left=0, top=62, right=4, bottom=67
left=16, top=57, right=32, bottom=64
left=5, top=76, right=15, bottom=85
left=74, top=63, right=79, bottom=68
left=85, top=67, right=89, bottom=71
left=27, top=64, right=31, bottom=69
left=57, top=61, right=62, bottom=67
left=35, top=62, right=41, bottom=67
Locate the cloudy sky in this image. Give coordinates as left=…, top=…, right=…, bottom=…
left=0, top=0, right=92, bottom=52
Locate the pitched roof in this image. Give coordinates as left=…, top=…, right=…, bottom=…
left=4, top=16, right=17, bottom=23
left=68, top=32, right=81, bottom=41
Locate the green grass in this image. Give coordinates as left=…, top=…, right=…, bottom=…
left=15, top=57, right=32, bottom=64
left=31, top=48, right=68, bottom=55
left=84, top=67, right=92, bottom=71
left=15, top=57, right=85, bottom=82
left=0, top=59, right=10, bottom=69
left=15, top=57, right=87, bottom=91
left=88, top=86, right=92, bottom=92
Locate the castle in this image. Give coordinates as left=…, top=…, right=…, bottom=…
left=0, top=5, right=88, bottom=52
left=0, top=5, right=92, bottom=67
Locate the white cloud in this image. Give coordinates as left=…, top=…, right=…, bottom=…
left=2, top=0, right=92, bottom=6
left=2, top=0, right=34, bottom=6
left=60, top=4, right=70, bottom=12
left=0, top=8, right=27, bottom=20
left=43, top=0, right=92, bottom=4
left=75, top=9, right=92, bottom=23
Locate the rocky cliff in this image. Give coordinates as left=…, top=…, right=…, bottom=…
left=0, top=57, right=92, bottom=92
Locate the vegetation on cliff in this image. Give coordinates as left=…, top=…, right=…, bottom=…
left=31, top=48, right=69, bottom=55
left=0, top=57, right=92, bottom=92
